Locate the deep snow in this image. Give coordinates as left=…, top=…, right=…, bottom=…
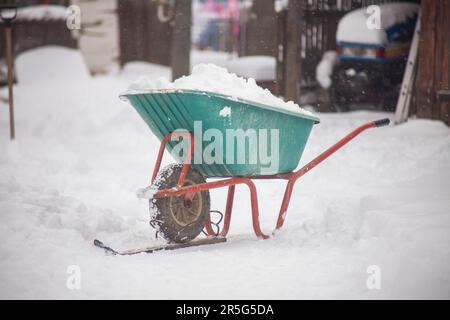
left=0, top=47, right=449, bottom=299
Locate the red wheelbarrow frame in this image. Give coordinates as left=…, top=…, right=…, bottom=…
left=150, top=118, right=390, bottom=240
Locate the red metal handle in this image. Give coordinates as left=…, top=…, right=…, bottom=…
left=275, top=118, right=390, bottom=230
left=292, top=118, right=390, bottom=181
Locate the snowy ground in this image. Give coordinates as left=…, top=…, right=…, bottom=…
left=0, top=47, right=449, bottom=299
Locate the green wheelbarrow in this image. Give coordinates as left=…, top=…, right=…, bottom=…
left=95, top=89, right=389, bottom=254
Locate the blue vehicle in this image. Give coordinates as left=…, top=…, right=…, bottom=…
left=331, top=2, right=419, bottom=111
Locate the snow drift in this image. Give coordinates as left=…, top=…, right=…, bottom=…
left=16, top=46, right=90, bottom=84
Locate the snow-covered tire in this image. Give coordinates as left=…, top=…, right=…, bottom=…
left=149, top=164, right=210, bottom=243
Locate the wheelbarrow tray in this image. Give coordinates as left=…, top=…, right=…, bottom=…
left=122, top=89, right=320, bottom=177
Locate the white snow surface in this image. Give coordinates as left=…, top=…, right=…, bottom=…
left=1, top=47, right=450, bottom=299
left=316, top=51, right=338, bottom=89
left=191, top=51, right=275, bottom=81
left=226, top=56, right=276, bottom=81
left=191, top=50, right=236, bottom=70
left=336, top=2, right=419, bottom=45
left=126, top=63, right=312, bottom=117
left=16, top=46, right=90, bottom=84
left=120, top=62, right=171, bottom=83
left=118, top=51, right=275, bottom=85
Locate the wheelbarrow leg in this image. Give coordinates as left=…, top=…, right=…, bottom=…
left=246, top=180, right=269, bottom=239
left=204, top=216, right=216, bottom=236
left=205, top=181, right=268, bottom=239
left=219, top=185, right=235, bottom=237
left=203, top=185, right=235, bottom=237
left=275, top=180, right=295, bottom=231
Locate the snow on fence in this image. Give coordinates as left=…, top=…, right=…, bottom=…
left=0, top=4, right=76, bottom=63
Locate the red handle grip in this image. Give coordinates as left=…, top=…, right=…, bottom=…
left=373, top=118, right=390, bottom=127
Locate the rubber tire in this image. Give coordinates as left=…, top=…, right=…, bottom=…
left=149, top=164, right=210, bottom=243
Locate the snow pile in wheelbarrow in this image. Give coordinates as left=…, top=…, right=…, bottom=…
left=126, top=63, right=313, bottom=116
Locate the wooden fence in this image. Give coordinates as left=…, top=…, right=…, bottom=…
left=0, top=20, right=76, bottom=58
left=0, top=2, right=76, bottom=85
left=0, top=1, right=75, bottom=59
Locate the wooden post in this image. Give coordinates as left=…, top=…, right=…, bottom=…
left=275, top=9, right=287, bottom=97
left=436, top=0, right=450, bottom=126
left=416, top=1, right=436, bottom=119
left=118, top=0, right=140, bottom=66
left=146, top=1, right=172, bottom=66
left=171, top=0, right=191, bottom=80
left=118, top=0, right=172, bottom=67
left=415, top=0, right=450, bottom=126
left=5, top=25, right=14, bottom=139
left=0, top=6, right=17, bottom=140
left=240, top=0, right=276, bottom=57
left=283, top=0, right=302, bottom=102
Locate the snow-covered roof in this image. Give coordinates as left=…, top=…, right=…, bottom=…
left=2, top=5, right=69, bottom=22
left=336, top=2, right=419, bottom=45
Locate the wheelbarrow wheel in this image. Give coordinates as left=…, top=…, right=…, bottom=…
left=149, top=163, right=210, bottom=243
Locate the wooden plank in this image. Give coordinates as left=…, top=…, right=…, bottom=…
left=275, top=10, right=287, bottom=96
left=0, top=20, right=76, bottom=58
left=284, top=0, right=302, bottom=102
left=171, top=0, right=191, bottom=80
left=432, top=1, right=443, bottom=120
left=240, top=0, right=277, bottom=57
left=118, top=0, right=173, bottom=67
left=146, top=1, right=172, bottom=66
left=118, top=0, right=135, bottom=65
left=437, top=0, right=450, bottom=126
left=415, top=1, right=436, bottom=119
left=94, top=237, right=227, bottom=255
left=438, top=0, right=450, bottom=91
